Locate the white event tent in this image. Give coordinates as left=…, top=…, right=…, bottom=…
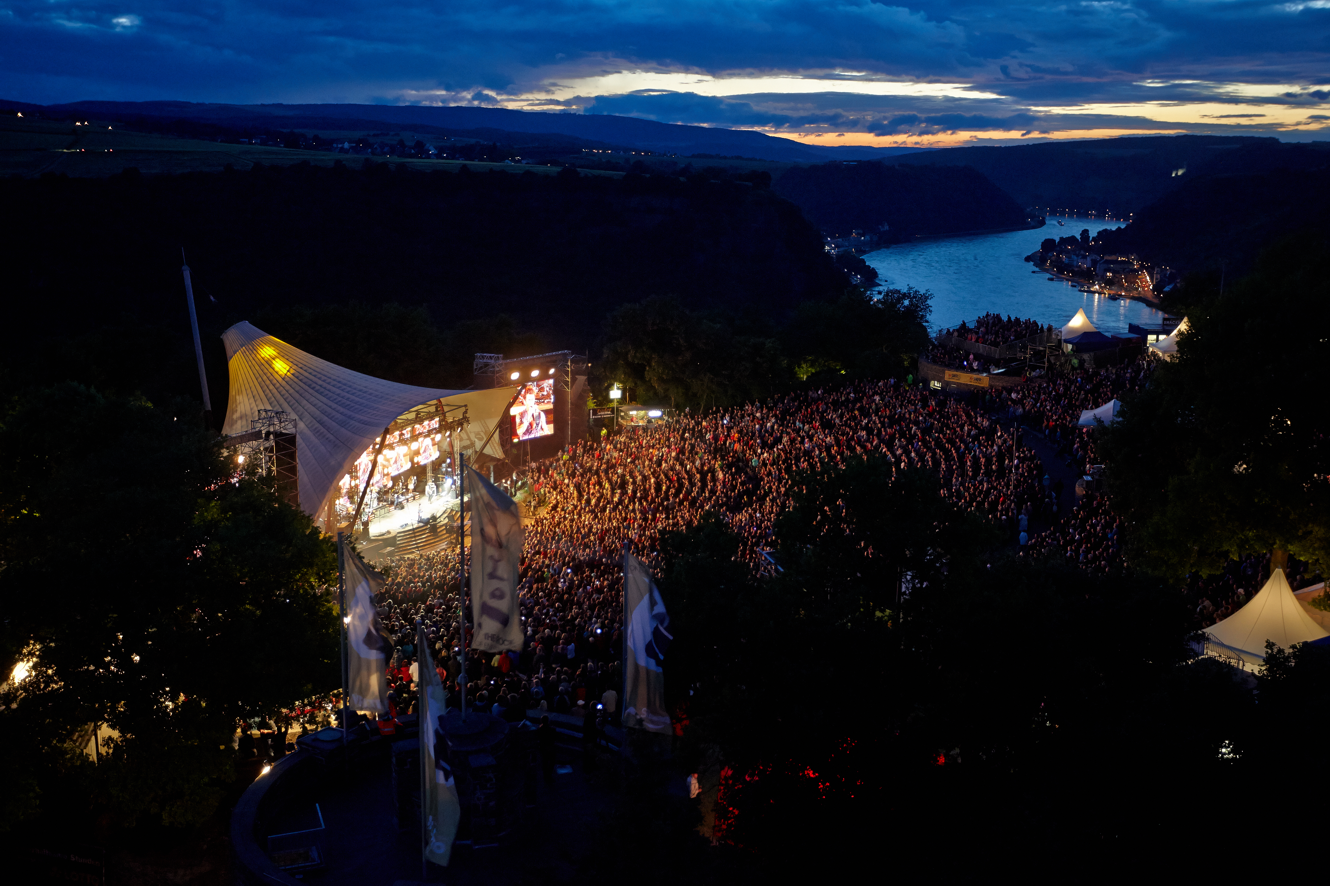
left=1061, top=308, right=1098, bottom=341
left=1204, top=568, right=1329, bottom=669
left=1077, top=399, right=1122, bottom=426
left=221, top=321, right=510, bottom=526
left=1148, top=317, right=1190, bottom=361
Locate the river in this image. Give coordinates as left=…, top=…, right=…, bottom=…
left=863, top=217, right=1162, bottom=335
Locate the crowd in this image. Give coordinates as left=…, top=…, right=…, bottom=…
left=365, top=378, right=1065, bottom=715
left=357, top=340, right=1299, bottom=722
left=945, top=314, right=1050, bottom=347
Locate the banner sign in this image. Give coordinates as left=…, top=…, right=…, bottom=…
left=943, top=370, right=990, bottom=387
left=468, top=468, right=525, bottom=653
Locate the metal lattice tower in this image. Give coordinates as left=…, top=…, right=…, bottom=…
left=473, top=353, right=505, bottom=388
left=239, top=409, right=299, bottom=507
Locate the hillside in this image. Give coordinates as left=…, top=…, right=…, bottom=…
left=894, top=135, right=1330, bottom=215
left=5, top=99, right=928, bottom=164
left=773, top=161, right=1033, bottom=240
left=1092, top=165, right=1330, bottom=275
left=0, top=161, right=853, bottom=408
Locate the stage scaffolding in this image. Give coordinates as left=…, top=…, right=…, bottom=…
left=235, top=409, right=299, bottom=508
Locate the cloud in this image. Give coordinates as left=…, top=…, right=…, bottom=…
left=586, top=90, right=846, bottom=128
left=0, top=0, right=1326, bottom=143
left=870, top=112, right=1043, bottom=135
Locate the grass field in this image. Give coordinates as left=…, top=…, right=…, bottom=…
left=0, top=115, right=623, bottom=179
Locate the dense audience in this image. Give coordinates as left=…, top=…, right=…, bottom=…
left=944, top=314, right=1050, bottom=347
left=354, top=343, right=1294, bottom=724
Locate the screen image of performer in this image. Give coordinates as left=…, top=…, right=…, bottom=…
left=513, top=383, right=552, bottom=441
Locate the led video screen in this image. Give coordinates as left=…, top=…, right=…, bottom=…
left=511, top=378, right=555, bottom=442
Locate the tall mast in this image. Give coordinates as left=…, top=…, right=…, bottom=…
left=181, top=250, right=213, bottom=427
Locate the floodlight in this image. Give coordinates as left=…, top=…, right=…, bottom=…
left=530, top=370, right=540, bottom=377
left=510, top=371, right=520, bottom=380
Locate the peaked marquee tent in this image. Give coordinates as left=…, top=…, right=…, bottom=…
left=1148, top=317, right=1190, bottom=361
left=1204, top=568, right=1329, bottom=668
left=1061, top=308, right=1098, bottom=341
left=1077, top=399, right=1122, bottom=426
left=221, top=321, right=510, bottom=526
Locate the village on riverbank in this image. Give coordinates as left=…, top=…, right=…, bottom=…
left=1025, top=223, right=1177, bottom=308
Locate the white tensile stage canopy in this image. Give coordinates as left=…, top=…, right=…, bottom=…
left=1204, top=568, right=1329, bottom=669
left=221, top=321, right=511, bottom=526
left=1148, top=316, right=1190, bottom=361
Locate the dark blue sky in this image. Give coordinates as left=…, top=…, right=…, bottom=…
left=2, top=0, right=1328, bottom=145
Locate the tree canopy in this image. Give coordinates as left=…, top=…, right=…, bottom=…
left=1100, top=233, right=1330, bottom=578
left=0, top=384, right=338, bottom=831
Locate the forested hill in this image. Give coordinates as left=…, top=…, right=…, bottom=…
left=0, top=162, right=852, bottom=406
left=894, top=135, right=1330, bottom=216
left=773, top=161, right=1032, bottom=240
left=1092, top=165, right=1330, bottom=276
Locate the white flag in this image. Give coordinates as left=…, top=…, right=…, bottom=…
left=622, top=551, right=673, bottom=734
left=417, top=625, right=460, bottom=867
left=344, top=553, right=391, bottom=714
left=468, top=467, right=525, bottom=653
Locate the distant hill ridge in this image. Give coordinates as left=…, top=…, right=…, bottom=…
left=3, top=99, right=928, bottom=163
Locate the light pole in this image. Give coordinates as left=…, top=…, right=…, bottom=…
left=609, top=383, right=622, bottom=431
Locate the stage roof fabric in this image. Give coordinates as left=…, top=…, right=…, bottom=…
left=221, top=321, right=505, bottom=520
left=1148, top=316, right=1190, bottom=361
left=1061, top=309, right=1098, bottom=340
left=1205, top=568, right=1329, bottom=668
left=1077, top=399, right=1122, bottom=426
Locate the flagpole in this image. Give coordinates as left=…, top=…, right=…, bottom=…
left=458, top=451, right=467, bottom=719
left=417, top=622, right=428, bottom=882
left=337, top=532, right=348, bottom=754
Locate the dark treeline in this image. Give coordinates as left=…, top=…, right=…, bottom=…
left=1093, top=165, right=1330, bottom=286
left=895, top=134, right=1330, bottom=215
left=0, top=161, right=853, bottom=414
left=773, top=160, right=1033, bottom=240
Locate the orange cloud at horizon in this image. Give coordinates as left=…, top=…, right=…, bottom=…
left=768, top=127, right=1194, bottom=148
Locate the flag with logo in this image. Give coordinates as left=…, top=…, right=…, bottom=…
left=344, top=552, right=391, bottom=714
left=622, top=551, right=673, bottom=733
left=417, top=625, right=461, bottom=867
left=468, top=467, right=525, bottom=653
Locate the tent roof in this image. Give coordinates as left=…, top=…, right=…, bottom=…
left=1064, top=330, right=1112, bottom=344
left=221, top=321, right=507, bottom=519
left=1061, top=308, right=1098, bottom=339
left=1206, top=568, right=1329, bottom=665
left=1077, top=399, right=1121, bottom=426
left=1148, top=316, right=1190, bottom=360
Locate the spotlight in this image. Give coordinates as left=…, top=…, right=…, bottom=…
left=509, top=371, right=520, bottom=380
left=530, top=370, right=540, bottom=378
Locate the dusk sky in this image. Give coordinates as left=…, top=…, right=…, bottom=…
left=3, top=0, right=1328, bottom=146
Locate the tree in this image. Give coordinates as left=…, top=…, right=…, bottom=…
left=654, top=457, right=1201, bottom=864
left=782, top=287, right=931, bottom=381
left=598, top=297, right=785, bottom=410
left=1100, top=234, right=1330, bottom=578
left=0, top=383, right=338, bottom=831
